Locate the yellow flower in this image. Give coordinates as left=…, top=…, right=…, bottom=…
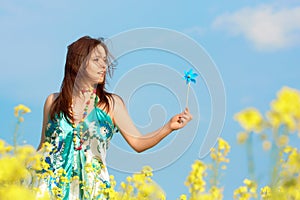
left=141, top=165, right=153, bottom=177
left=71, top=175, right=79, bottom=181
left=0, top=140, right=5, bottom=152
left=283, top=145, right=295, bottom=154
left=0, top=156, right=29, bottom=183
left=41, top=142, right=52, bottom=152
left=282, top=114, right=297, bottom=131
left=262, top=140, right=272, bottom=151
left=218, top=138, right=230, bottom=154
left=268, top=87, right=300, bottom=131
left=0, top=185, right=37, bottom=200
left=276, top=135, right=289, bottom=147
left=243, top=179, right=257, bottom=193
left=233, top=186, right=249, bottom=200
left=14, top=104, right=31, bottom=117
left=40, top=159, right=50, bottom=171
left=118, top=167, right=165, bottom=199
left=120, top=182, right=126, bottom=189
left=210, top=138, right=230, bottom=163
left=284, top=148, right=300, bottom=174
left=185, top=160, right=207, bottom=194
left=59, top=176, right=69, bottom=183
left=126, top=176, right=132, bottom=183
left=109, top=175, right=117, bottom=188
left=28, top=154, right=44, bottom=171
left=234, top=179, right=257, bottom=200
left=179, top=194, right=187, bottom=200
left=15, top=145, right=37, bottom=165
left=52, top=186, right=63, bottom=197
left=0, top=140, right=13, bottom=154
left=15, top=145, right=36, bottom=155
left=84, top=163, right=93, bottom=173
left=234, top=108, right=264, bottom=133
left=267, top=111, right=281, bottom=129
left=237, top=132, right=248, bottom=144
left=57, top=168, right=66, bottom=176
left=260, top=186, right=272, bottom=199
left=271, top=87, right=300, bottom=119
left=209, top=186, right=223, bottom=200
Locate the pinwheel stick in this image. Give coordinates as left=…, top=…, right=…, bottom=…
left=185, top=82, right=191, bottom=108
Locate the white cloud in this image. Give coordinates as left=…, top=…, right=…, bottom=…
left=212, top=5, right=300, bottom=51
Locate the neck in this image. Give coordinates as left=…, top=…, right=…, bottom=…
left=73, top=80, right=97, bottom=97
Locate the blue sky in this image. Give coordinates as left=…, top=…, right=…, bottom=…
left=1, top=0, right=300, bottom=199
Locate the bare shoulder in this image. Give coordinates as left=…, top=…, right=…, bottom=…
left=44, top=93, right=59, bottom=110
left=108, top=93, right=125, bottom=124
left=110, top=93, right=125, bottom=109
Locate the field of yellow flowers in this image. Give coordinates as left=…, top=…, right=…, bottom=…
left=0, top=86, right=299, bottom=200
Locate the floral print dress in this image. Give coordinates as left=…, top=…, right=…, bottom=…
left=37, top=105, right=117, bottom=200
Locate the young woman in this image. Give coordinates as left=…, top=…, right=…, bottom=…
left=37, top=36, right=192, bottom=199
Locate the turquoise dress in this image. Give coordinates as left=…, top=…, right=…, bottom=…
left=37, top=103, right=117, bottom=200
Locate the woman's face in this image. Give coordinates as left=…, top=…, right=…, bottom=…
left=85, top=44, right=107, bottom=84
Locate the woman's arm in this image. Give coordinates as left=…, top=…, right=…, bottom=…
left=111, top=94, right=193, bottom=153
left=37, top=93, right=58, bottom=151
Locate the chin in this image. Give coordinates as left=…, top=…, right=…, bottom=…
left=97, top=79, right=105, bottom=84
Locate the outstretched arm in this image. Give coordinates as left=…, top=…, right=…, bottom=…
left=111, top=95, right=193, bottom=153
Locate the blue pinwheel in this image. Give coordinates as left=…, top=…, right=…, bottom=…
left=183, top=69, right=198, bottom=107
left=184, top=69, right=198, bottom=84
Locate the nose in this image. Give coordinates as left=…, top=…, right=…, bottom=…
left=101, top=64, right=107, bottom=72
left=98, top=60, right=107, bottom=70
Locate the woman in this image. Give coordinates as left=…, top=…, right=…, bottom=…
left=37, top=36, right=192, bottom=199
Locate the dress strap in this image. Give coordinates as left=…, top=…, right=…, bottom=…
left=94, top=95, right=99, bottom=107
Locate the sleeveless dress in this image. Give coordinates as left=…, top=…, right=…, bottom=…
left=37, top=101, right=117, bottom=200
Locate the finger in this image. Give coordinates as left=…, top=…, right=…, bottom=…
left=177, top=110, right=192, bottom=122
left=181, top=114, right=192, bottom=122
left=177, top=116, right=185, bottom=124
left=186, top=112, right=193, bottom=119
left=183, top=107, right=190, bottom=115
left=184, top=110, right=193, bottom=119
left=177, top=116, right=182, bottom=123
left=179, top=117, right=188, bottom=124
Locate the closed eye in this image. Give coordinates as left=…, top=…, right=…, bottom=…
left=93, top=57, right=106, bottom=62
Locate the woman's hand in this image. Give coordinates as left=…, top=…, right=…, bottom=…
left=167, top=108, right=193, bottom=131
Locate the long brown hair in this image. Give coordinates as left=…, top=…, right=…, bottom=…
left=50, top=36, right=115, bottom=123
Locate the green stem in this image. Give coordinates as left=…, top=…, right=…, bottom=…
left=270, top=127, right=278, bottom=188
left=270, top=126, right=286, bottom=188
left=13, top=117, right=21, bottom=152
left=246, top=132, right=255, bottom=180
left=212, top=161, right=219, bottom=187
